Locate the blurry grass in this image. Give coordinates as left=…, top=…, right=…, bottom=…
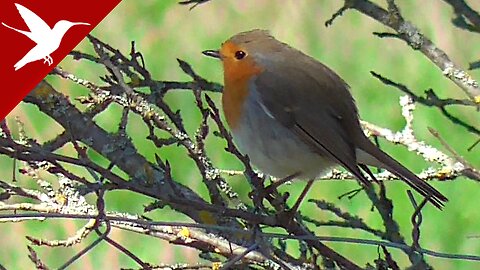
left=2, top=0, right=480, bottom=269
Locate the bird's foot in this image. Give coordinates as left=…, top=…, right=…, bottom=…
left=263, top=172, right=300, bottom=195
left=43, top=55, right=53, bottom=65
left=260, top=173, right=298, bottom=210
left=277, top=208, right=297, bottom=225
left=277, top=179, right=314, bottom=225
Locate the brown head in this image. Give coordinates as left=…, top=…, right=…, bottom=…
left=203, top=29, right=286, bottom=83
left=203, top=30, right=285, bottom=128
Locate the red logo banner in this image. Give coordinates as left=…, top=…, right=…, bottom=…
left=0, top=0, right=122, bottom=119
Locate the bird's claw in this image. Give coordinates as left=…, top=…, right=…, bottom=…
left=43, top=55, right=53, bottom=65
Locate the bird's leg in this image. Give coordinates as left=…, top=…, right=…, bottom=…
left=263, top=172, right=300, bottom=195
left=254, top=172, right=300, bottom=212
left=287, top=179, right=314, bottom=217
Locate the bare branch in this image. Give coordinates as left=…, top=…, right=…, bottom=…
left=329, top=0, right=480, bottom=101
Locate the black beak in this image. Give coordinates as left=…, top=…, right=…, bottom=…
left=202, top=50, right=221, bottom=59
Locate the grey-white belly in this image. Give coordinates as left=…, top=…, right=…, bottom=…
left=231, top=88, right=334, bottom=180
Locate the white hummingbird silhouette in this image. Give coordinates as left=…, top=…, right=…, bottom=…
left=1, top=3, right=90, bottom=71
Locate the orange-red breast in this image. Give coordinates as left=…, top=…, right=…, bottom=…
left=203, top=29, right=447, bottom=209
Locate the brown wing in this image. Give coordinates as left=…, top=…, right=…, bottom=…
left=254, top=62, right=370, bottom=185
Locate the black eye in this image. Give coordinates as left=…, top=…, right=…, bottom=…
left=234, top=50, right=246, bottom=60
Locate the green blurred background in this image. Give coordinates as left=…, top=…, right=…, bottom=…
left=2, top=0, right=480, bottom=269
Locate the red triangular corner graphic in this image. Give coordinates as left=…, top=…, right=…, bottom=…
left=0, top=0, right=122, bottom=119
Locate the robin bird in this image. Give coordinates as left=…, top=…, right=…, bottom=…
left=203, top=29, right=447, bottom=210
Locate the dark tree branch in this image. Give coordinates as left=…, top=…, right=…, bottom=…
left=442, top=0, right=480, bottom=33
left=370, top=71, right=480, bottom=137
left=328, top=0, right=480, bottom=101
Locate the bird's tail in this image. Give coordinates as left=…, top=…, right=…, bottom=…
left=1, top=22, right=24, bottom=34
left=358, top=139, right=448, bottom=209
